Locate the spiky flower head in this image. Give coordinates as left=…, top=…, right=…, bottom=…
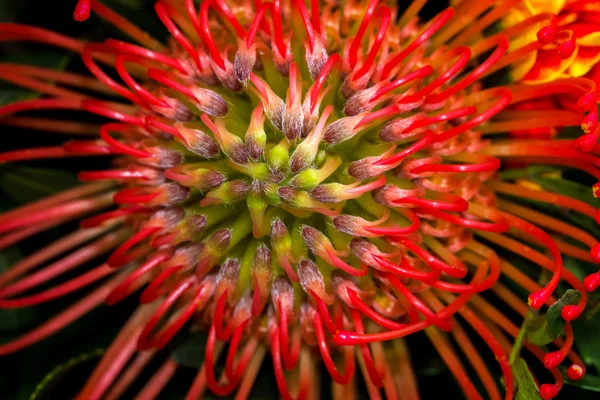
left=1, top=0, right=600, bottom=399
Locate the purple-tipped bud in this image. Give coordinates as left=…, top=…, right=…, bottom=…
left=138, top=139, right=183, bottom=168
left=234, top=42, right=257, bottom=84
left=153, top=91, right=194, bottom=122
left=347, top=155, right=392, bottom=179
left=251, top=75, right=286, bottom=131
left=190, top=87, right=228, bottom=117
left=208, top=228, right=232, bottom=250
left=344, top=83, right=384, bottom=116
left=379, top=114, right=426, bottom=142
left=323, top=114, right=364, bottom=145
left=331, top=273, right=361, bottom=306
left=252, top=245, right=272, bottom=310
left=271, top=217, right=289, bottom=242
left=289, top=143, right=315, bottom=172
left=271, top=277, right=295, bottom=315
left=309, top=183, right=344, bottom=203
left=203, top=118, right=249, bottom=165
left=301, top=225, right=330, bottom=255
left=147, top=208, right=185, bottom=230
left=245, top=105, right=267, bottom=160
left=350, top=238, right=387, bottom=267
left=149, top=183, right=190, bottom=207
left=305, top=38, right=329, bottom=80
left=342, top=66, right=372, bottom=98
left=170, top=243, right=205, bottom=268
left=177, top=126, right=220, bottom=159
left=210, top=57, right=242, bottom=91
left=277, top=186, right=297, bottom=203
left=372, top=184, right=423, bottom=208
left=171, top=215, right=208, bottom=245
left=283, top=106, right=304, bottom=141
left=332, top=215, right=378, bottom=237
left=215, top=257, right=240, bottom=300
left=165, top=166, right=226, bottom=191
left=202, top=179, right=250, bottom=205
left=232, top=291, right=253, bottom=326
left=297, top=259, right=330, bottom=302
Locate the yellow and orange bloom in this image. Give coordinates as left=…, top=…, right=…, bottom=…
left=1, top=0, right=600, bottom=399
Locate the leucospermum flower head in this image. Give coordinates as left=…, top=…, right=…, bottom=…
left=1, top=0, right=600, bottom=399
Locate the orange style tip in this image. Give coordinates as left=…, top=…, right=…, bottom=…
left=593, top=182, right=600, bottom=198
left=540, top=384, right=559, bottom=400
left=567, top=364, right=585, bottom=381
left=527, top=291, right=546, bottom=309
left=543, top=352, right=564, bottom=369
left=574, top=133, right=597, bottom=152
left=561, top=305, right=581, bottom=321
left=583, top=273, right=600, bottom=292
left=590, top=244, right=600, bottom=263
left=577, top=93, right=597, bottom=112
left=73, top=0, right=91, bottom=22
left=537, top=25, right=557, bottom=45
left=557, top=39, right=576, bottom=59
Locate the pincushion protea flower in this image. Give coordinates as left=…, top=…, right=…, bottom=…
left=499, top=0, right=600, bottom=140
left=1, top=0, right=600, bottom=398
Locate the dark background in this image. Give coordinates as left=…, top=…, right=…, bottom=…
left=0, top=0, right=598, bottom=399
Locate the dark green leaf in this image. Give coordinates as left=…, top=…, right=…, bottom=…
left=30, top=349, right=103, bottom=400
left=0, top=247, right=38, bottom=332
left=565, top=373, right=600, bottom=392
left=171, top=332, right=208, bottom=369
left=0, top=165, right=78, bottom=203
left=514, top=358, right=542, bottom=400
left=0, top=51, right=70, bottom=106
left=526, top=290, right=582, bottom=345
left=574, top=313, right=600, bottom=372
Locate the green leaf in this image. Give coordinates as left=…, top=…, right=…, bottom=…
left=574, top=313, right=600, bottom=372
left=526, top=289, right=582, bottom=346
left=0, top=165, right=78, bottom=203
left=565, top=373, right=600, bottom=392
left=30, top=348, right=103, bottom=400
left=514, top=358, right=542, bottom=400
left=0, top=247, right=38, bottom=332
left=171, top=332, right=208, bottom=369
left=0, top=51, right=70, bottom=106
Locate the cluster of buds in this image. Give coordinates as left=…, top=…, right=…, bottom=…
left=0, top=0, right=599, bottom=399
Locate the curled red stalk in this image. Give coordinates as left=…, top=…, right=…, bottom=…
left=139, top=265, right=183, bottom=304
left=113, top=187, right=161, bottom=205
left=154, top=2, right=203, bottom=72
left=391, top=237, right=467, bottom=278
left=292, top=0, right=316, bottom=52
left=347, top=287, right=408, bottom=330
left=313, top=310, right=356, bottom=384
left=270, top=324, right=308, bottom=400
left=107, top=226, right=162, bottom=267
left=105, top=251, right=171, bottom=305
left=80, top=206, right=152, bottom=229
left=348, top=0, right=379, bottom=69
left=426, top=35, right=509, bottom=104
left=309, top=54, right=341, bottom=112
left=137, top=277, right=196, bottom=349
left=278, top=300, right=301, bottom=370
left=380, top=8, right=455, bottom=80
left=350, top=310, right=383, bottom=387
left=205, top=322, right=243, bottom=396
left=352, top=6, right=392, bottom=82
left=115, top=54, right=167, bottom=107
left=99, top=123, right=152, bottom=158
left=82, top=99, right=145, bottom=127
left=103, top=39, right=187, bottom=74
